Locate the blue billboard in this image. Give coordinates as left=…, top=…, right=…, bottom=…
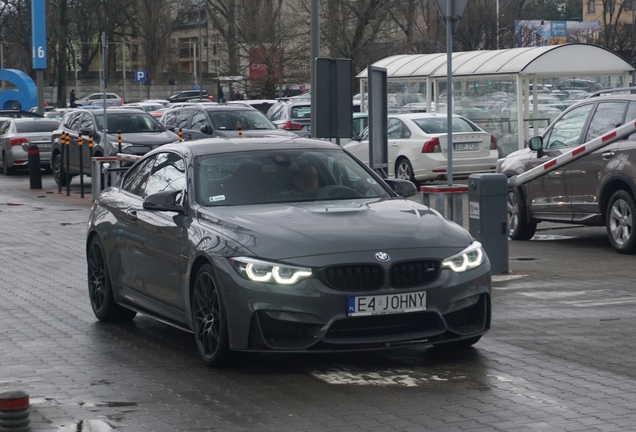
left=31, top=0, right=47, bottom=70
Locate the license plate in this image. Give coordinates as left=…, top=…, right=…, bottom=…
left=348, top=291, right=426, bottom=317
left=454, top=143, right=479, bottom=151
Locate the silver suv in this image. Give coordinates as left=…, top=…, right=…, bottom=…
left=265, top=97, right=311, bottom=137
left=497, top=95, right=636, bottom=253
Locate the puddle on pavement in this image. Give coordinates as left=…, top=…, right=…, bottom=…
left=57, top=419, right=114, bottom=432
left=532, top=234, right=576, bottom=241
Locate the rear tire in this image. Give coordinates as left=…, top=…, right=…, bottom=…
left=395, top=157, right=416, bottom=184
left=2, top=152, right=14, bottom=176
left=507, top=188, right=536, bottom=240
left=606, top=190, right=636, bottom=254
left=87, top=237, right=137, bottom=322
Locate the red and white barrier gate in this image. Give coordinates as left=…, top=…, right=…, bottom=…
left=508, top=120, right=636, bottom=188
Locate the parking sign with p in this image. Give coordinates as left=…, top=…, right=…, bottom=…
left=135, top=70, right=147, bottom=83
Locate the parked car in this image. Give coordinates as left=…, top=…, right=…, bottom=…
left=142, top=99, right=171, bottom=108
left=50, top=108, right=179, bottom=186
left=0, top=110, right=44, bottom=118
left=0, top=117, right=60, bottom=174
left=344, top=113, right=499, bottom=183
left=74, top=93, right=124, bottom=107
left=167, top=90, right=212, bottom=103
left=122, top=102, right=165, bottom=113
left=266, top=99, right=312, bottom=137
left=556, top=79, right=602, bottom=93
left=497, top=94, right=636, bottom=253
left=160, top=103, right=296, bottom=140
left=227, top=99, right=278, bottom=114
left=85, top=136, right=492, bottom=366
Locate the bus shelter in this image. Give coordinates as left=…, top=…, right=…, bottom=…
left=357, top=43, right=634, bottom=157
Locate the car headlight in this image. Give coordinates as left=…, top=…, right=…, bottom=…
left=442, top=241, right=485, bottom=273
left=230, top=257, right=312, bottom=285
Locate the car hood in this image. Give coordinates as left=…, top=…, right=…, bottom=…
left=108, top=131, right=178, bottom=146
left=197, top=198, right=472, bottom=260
left=213, top=129, right=297, bottom=138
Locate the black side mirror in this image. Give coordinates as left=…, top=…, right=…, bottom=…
left=384, top=178, right=418, bottom=197
left=528, top=136, right=545, bottom=158
left=143, top=189, right=185, bottom=213
left=79, top=127, right=93, bottom=136
left=201, top=124, right=213, bottom=135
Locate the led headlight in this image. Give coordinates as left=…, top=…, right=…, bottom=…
left=230, top=257, right=312, bottom=285
left=442, top=241, right=485, bottom=273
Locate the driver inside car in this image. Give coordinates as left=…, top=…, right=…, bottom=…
left=290, top=164, right=319, bottom=194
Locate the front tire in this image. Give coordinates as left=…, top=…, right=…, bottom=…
left=507, top=188, right=536, bottom=240
left=87, top=237, right=137, bottom=322
left=606, top=190, right=636, bottom=254
left=52, top=152, right=72, bottom=187
left=192, top=264, right=230, bottom=367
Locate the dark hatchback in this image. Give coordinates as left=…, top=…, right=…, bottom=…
left=159, top=104, right=296, bottom=141
left=51, top=109, right=178, bottom=186
left=86, top=136, right=492, bottom=366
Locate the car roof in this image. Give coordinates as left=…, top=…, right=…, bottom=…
left=151, top=136, right=341, bottom=157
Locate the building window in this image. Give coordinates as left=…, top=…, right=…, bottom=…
left=625, top=0, right=634, bottom=11
left=588, top=0, right=596, bottom=13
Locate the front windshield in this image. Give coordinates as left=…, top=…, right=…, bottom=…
left=197, top=148, right=391, bottom=206
left=95, top=112, right=166, bottom=133
left=207, top=110, right=276, bottom=131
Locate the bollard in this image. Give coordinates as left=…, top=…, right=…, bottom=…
left=117, top=130, right=122, bottom=154
left=78, top=135, right=84, bottom=198
left=0, top=389, right=31, bottom=432
left=178, top=128, right=183, bottom=142
left=27, top=144, right=42, bottom=189
left=238, top=128, right=243, bottom=138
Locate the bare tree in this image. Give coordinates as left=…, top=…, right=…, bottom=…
left=205, top=0, right=239, bottom=75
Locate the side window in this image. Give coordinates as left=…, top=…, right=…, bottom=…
left=359, top=126, right=369, bottom=141
left=144, top=153, right=186, bottom=199
left=387, top=118, right=404, bottom=139
left=175, top=110, right=191, bottom=129
left=68, top=113, right=83, bottom=131
left=191, top=110, right=210, bottom=130
left=585, top=102, right=627, bottom=142
left=163, top=111, right=177, bottom=128
left=63, top=112, right=81, bottom=129
left=626, top=102, right=636, bottom=127
left=402, top=122, right=411, bottom=139
left=121, top=157, right=156, bottom=197
left=544, top=104, right=594, bottom=149
left=79, top=114, right=94, bottom=131
left=0, top=121, right=10, bottom=135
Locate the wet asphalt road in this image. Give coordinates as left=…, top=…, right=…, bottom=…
left=1, top=172, right=636, bottom=432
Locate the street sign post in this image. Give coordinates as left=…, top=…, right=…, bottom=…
left=31, top=0, right=47, bottom=115
left=433, top=0, right=468, bottom=187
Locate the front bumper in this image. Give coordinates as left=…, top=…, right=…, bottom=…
left=213, top=255, right=492, bottom=352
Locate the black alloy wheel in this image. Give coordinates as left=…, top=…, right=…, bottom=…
left=52, top=152, right=71, bottom=186
left=192, top=264, right=230, bottom=367
left=87, top=237, right=136, bottom=322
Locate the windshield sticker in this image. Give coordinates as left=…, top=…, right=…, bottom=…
left=366, top=178, right=377, bottom=184
left=210, top=195, right=226, bottom=202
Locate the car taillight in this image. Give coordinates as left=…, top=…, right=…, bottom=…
left=121, top=99, right=125, bottom=105
left=9, top=138, right=28, bottom=147
left=490, top=135, right=498, bottom=150
left=422, top=137, right=441, bottom=153
left=283, top=121, right=304, bottom=131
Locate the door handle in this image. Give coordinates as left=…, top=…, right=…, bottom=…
left=126, top=210, right=138, bottom=221
left=602, top=151, right=615, bottom=160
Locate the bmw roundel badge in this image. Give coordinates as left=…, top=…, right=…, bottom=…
left=375, top=252, right=390, bottom=261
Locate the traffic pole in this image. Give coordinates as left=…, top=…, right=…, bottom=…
left=58, top=133, right=65, bottom=194
left=65, top=132, right=70, bottom=196
left=78, top=135, right=84, bottom=198
left=178, top=128, right=183, bottom=142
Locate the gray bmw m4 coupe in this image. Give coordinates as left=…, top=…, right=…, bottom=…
left=86, top=136, right=492, bottom=366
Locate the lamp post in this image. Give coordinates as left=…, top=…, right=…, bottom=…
left=198, top=0, right=203, bottom=98
left=496, top=0, right=500, bottom=49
